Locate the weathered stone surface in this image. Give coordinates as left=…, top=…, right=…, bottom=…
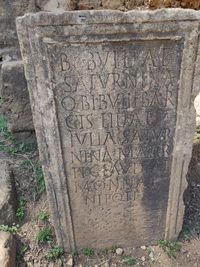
left=149, top=0, right=200, bottom=9
left=194, top=93, right=200, bottom=126
left=36, top=0, right=77, bottom=11
left=0, top=232, right=16, bottom=267
left=1, top=61, right=34, bottom=133
left=126, top=0, right=147, bottom=9
left=77, top=0, right=102, bottom=10
left=102, top=0, right=124, bottom=9
left=0, top=160, right=16, bottom=225
left=16, top=9, right=200, bottom=250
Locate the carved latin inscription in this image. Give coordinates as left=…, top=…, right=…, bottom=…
left=46, top=40, right=182, bottom=246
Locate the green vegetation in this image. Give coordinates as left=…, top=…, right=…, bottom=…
left=45, top=245, right=64, bottom=264
left=35, top=163, right=46, bottom=196
left=38, top=211, right=49, bottom=221
left=181, top=225, right=190, bottom=241
left=81, top=247, right=94, bottom=257
left=16, top=244, right=29, bottom=262
left=71, top=249, right=78, bottom=257
left=16, top=197, right=26, bottom=222
left=36, top=228, right=53, bottom=244
left=159, top=239, right=182, bottom=258
left=0, top=114, right=46, bottom=198
left=0, top=224, right=19, bottom=233
left=19, top=159, right=32, bottom=169
left=121, top=256, right=137, bottom=266
left=0, top=114, right=37, bottom=154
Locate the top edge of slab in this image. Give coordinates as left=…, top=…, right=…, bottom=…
left=16, top=8, right=200, bottom=26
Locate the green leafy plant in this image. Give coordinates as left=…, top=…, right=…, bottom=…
left=0, top=224, right=19, bottom=233
left=16, top=197, right=26, bottom=222
left=159, top=239, right=181, bottom=258
left=16, top=244, right=29, bottom=262
left=38, top=211, right=49, bottom=221
left=36, top=228, right=53, bottom=244
left=19, top=160, right=31, bottom=169
left=35, top=163, right=46, bottom=196
left=121, top=256, right=137, bottom=266
left=82, top=247, right=94, bottom=257
left=45, top=245, right=64, bottom=264
left=0, top=115, right=13, bottom=141
left=181, top=225, right=190, bottom=241
left=71, top=249, right=78, bottom=257
left=0, top=114, right=37, bottom=154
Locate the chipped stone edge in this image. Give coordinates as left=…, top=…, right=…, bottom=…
left=16, top=8, right=200, bottom=27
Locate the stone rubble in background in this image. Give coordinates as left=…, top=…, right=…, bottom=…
left=1, top=61, right=34, bottom=133
left=0, top=160, right=16, bottom=225
left=0, top=232, right=16, bottom=267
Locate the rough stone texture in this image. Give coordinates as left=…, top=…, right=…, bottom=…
left=149, top=0, right=200, bottom=9
left=194, top=93, right=200, bottom=126
left=36, top=0, right=77, bottom=11
left=1, top=61, right=34, bottom=133
left=0, top=232, right=16, bottom=267
left=126, top=0, right=148, bottom=9
left=77, top=0, right=102, bottom=10
left=0, top=0, right=36, bottom=137
left=16, top=9, right=200, bottom=250
left=102, top=0, right=124, bottom=9
left=0, top=160, right=16, bottom=225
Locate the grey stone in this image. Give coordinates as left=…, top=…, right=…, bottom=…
left=16, top=9, right=200, bottom=250
left=1, top=61, right=34, bottom=133
left=194, top=93, right=200, bottom=126
left=0, top=232, right=16, bottom=267
left=66, top=256, right=73, bottom=266
left=116, top=248, right=123, bottom=255
left=0, top=160, right=16, bottom=225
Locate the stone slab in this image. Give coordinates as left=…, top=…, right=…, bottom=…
left=1, top=61, right=34, bottom=133
left=16, top=9, right=200, bottom=250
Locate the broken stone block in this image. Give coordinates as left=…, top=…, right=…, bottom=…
left=0, top=160, right=16, bottom=225
left=1, top=61, right=34, bottom=133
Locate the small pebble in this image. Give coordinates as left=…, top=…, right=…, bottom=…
left=116, top=248, right=124, bottom=255
left=141, top=256, right=146, bottom=261
left=104, top=263, right=109, bottom=267
left=141, top=246, right=146, bottom=250
left=149, top=251, right=154, bottom=260
left=66, top=256, right=73, bottom=266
